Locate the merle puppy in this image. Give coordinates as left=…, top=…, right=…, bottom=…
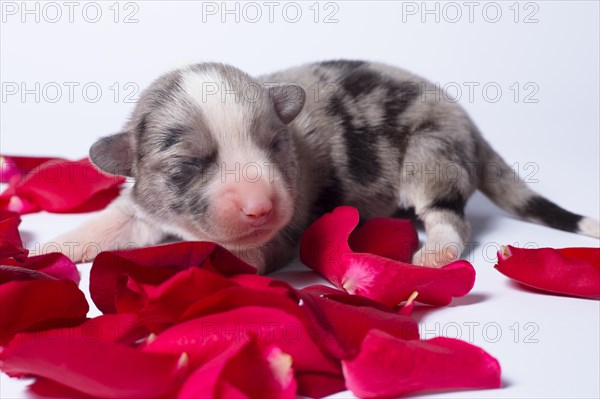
left=52, top=60, right=599, bottom=273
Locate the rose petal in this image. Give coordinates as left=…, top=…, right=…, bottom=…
left=345, top=253, right=475, bottom=306
left=300, top=206, right=476, bottom=306
left=2, top=253, right=80, bottom=283
left=145, top=306, right=340, bottom=375
left=298, top=285, right=419, bottom=360
left=135, top=267, right=236, bottom=332
left=0, top=158, right=124, bottom=215
left=177, top=340, right=247, bottom=399
left=0, top=213, right=28, bottom=261
left=7, top=314, right=147, bottom=348
left=349, top=217, right=419, bottom=263
left=0, top=341, right=186, bottom=398
left=179, top=285, right=301, bottom=324
left=178, top=342, right=297, bottom=399
left=90, top=241, right=256, bottom=314
left=342, top=330, right=501, bottom=398
left=398, top=291, right=419, bottom=316
left=0, top=265, right=54, bottom=283
left=0, top=155, right=61, bottom=183
left=0, top=279, right=88, bottom=345
left=495, top=245, right=600, bottom=299
left=295, top=372, right=347, bottom=399
left=28, top=378, right=95, bottom=399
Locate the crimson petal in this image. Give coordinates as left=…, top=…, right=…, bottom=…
left=0, top=213, right=28, bottom=261
left=298, top=285, right=419, bottom=360
left=495, top=245, right=600, bottom=299
left=300, top=206, right=475, bottom=306
left=295, top=372, right=347, bottom=399
left=0, top=279, right=88, bottom=345
left=0, top=341, right=186, bottom=398
left=178, top=342, right=297, bottom=399
left=90, top=241, right=256, bottom=314
left=145, top=306, right=340, bottom=375
left=2, top=252, right=80, bottom=283
left=349, top=217, right=419, bottom=263
left=342, top=330, right=501, bottom=398
left=0, top=158, right=124, bottom=215
left=7, top=314, right=147, bottom=348
left=136, top=267, right=236, bottom=332
left=0, top=155, right=61, bottom=183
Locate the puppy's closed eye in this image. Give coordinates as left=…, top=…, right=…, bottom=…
left=170, top=153, right=218, bottom=190
left=269, top=132, right=288, bottom=153
left=180, top=152, right=218, bottom=172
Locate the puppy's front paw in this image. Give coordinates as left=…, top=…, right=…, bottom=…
left=46, top=231, right=110, bottom=263
left=412, top=243, right=459, bottom=267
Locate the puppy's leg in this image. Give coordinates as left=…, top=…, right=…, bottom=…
left=412, top=197, right=470, bottom=267
left=48, top=191, right=165, bottom=263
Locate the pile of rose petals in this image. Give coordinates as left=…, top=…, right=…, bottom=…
left=3, top=151, right=599, bottom=397
left=0, top=201, right=503, bottom=398
left=0, top=155, right=124, bottom=214
left=495, top=245, right=600, bottom=299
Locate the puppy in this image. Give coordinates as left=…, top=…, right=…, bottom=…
left=51, top=60, right=600, bottom=273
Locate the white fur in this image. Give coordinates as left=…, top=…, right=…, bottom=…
left=578, top=217, right=600, bottom=238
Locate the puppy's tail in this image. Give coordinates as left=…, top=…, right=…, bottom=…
left=474, top=134, right=599, bottom=238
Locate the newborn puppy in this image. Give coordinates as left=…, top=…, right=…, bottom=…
left=52, top=61, right=600, bottom=273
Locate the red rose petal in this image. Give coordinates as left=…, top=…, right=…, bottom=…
left=0, top=158, right=124, bottom=215
left=349, top=217, right=419, bottom=263
left=0, top=265, right=54, bottom=283
left=2, top=252, right=80, bottom=283
left=136, top=267, right=236, bottom=332
left=495, top=245, right=600, bottom=299
left=28, top=378, right=95, bottom=399
left=0, top=341, right=186, bottom=398
left=342, top=253, right=475, bottom=306
left=398, top=291, right=419, bottom=316
left=230, top=273, right=297, bottom=297
left=0, top=213, right=28, bottom=261
left=300, top=206, right=476, bottom=306
left=8, top=314, right=147, bottom=348
left=0, top=279, right=89, bottom=345
left=179, top=285, right=301, bottom=323
left=145, top=306, right=340, bottom=375
left=0, top=155, right=61, bottom=183
left=298, top=285, right=419, bottom=360
left=176, top=340, right=247, bottom=398
left=300, top=206, right=355, bottom=274
left=90, top=241, right=256, bottom=314
left=295, top=372, right=347, bottom=399
left=178, top=341, right=297, bottom=399
left=343, top=330, right=501, bottom=398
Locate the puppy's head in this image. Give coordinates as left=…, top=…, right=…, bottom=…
left=90, top=63, right=305, bottom=248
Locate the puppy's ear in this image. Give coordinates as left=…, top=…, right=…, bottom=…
left=89, top=131, right=135, bottom=177
left=270, top=84, right=306, bottom=124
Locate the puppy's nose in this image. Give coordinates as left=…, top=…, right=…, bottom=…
left=241, top=199, right=273, bottom=226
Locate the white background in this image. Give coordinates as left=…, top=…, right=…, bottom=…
left=1, top=1, right=599, bottom=398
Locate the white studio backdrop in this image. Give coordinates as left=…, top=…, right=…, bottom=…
left=1, top=1, right=599, bottom=398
